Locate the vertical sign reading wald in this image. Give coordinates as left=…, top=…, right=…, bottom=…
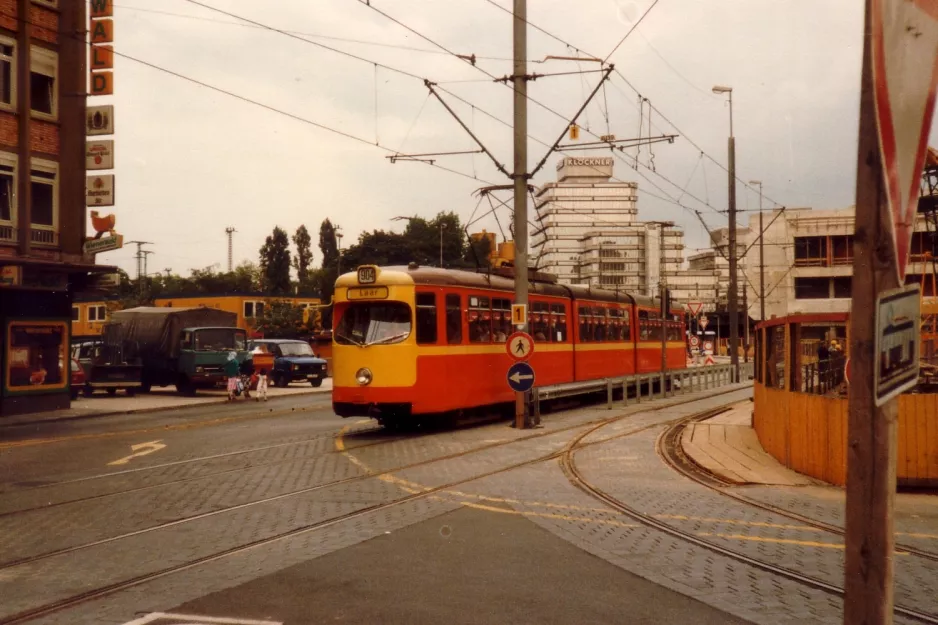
left=844, top=1, right=938, bottom=624
left=85, top=0, right=121, bottom=258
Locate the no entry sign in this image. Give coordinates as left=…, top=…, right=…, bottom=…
left=871, top=0, right=938, bottom=279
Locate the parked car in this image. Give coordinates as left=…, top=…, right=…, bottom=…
left=248, top=339, right=328, bottom=388
left=70, top=357, right=85, bottom=400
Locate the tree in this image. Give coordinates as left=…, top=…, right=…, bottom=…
left=318, top=219, right=340, bottom=326
left=292, top=225, right=313, bottom=286
left=253, top=300, right=305, bottom=338
left=259, top=227, right=292, bottom=295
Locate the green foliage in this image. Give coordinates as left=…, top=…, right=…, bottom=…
left=464, top=233, right=493, bottom=266
left=253, top=300, right=306, bottom=338
left=259, top=227, right=292, bottom=295
left=292, top=225, right=314, bottom=286
left=318, top=219, right=340, bottom=327
left=340, top=212, right=472, bottom=270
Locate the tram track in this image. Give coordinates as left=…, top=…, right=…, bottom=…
left=656, top=415, right=938, bottom=564
left=560, top=412, right=938, bottom=625
left=0, top=386, right=750, bottom=624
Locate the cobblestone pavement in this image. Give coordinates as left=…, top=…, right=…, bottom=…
left=4, top=381, right=934, bottom=624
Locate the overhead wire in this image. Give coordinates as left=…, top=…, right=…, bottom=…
left=603, top=0, right=661, bottom=62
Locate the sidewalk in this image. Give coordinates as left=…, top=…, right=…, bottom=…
left=0, top=379, right=332, bottom=428
left=681, top=401, right=816, bottom=486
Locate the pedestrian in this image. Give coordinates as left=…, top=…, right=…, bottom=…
left=255, top=368, right=269, bottom=402
left=224, top=351, right=240, bottom=401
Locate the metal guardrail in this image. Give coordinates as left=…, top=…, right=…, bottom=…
left=534, top=361, right=752, bottom=415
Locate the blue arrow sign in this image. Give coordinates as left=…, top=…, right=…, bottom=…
left=507, top=361, right=536, bottom=393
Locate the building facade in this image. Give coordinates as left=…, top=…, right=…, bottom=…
left=0, top=1, right=100, bottom=416
left=532, top=157, right=708, bottom=300
left=742, top=206, right=937, bottom=320
left=685, top=227, right=749, bottom=313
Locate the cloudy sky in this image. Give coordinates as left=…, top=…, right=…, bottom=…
left=95, top=0, right=938, bottom=277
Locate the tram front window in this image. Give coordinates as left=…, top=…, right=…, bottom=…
left=336, top=302, right=411, bottom=346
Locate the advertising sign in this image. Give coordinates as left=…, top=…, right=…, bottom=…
left=91, top=45, right=114, bottom=70
left=83, top=234, right=123, bottom=255
left=873, top=284, right=920, bottom=405
left=90, top=71, right=113, bottom=96
left=86, top=140, right=114, bottom=170
left=86, top=105, right=114, bottom=136
left=86, top=175, right=115, bottom=206
left=90, top=18, right=113, bottom=44
left=0, top=265, right=21, bottom=286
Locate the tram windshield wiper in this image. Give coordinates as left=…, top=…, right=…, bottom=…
left=335, top=332, right=365, bottom=347
left=365, top=332, right=410, bottom=346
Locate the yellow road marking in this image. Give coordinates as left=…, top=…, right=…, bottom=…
left=107, top=440, right=166, bottom=466
left=696, top=532, right=910, bottom=554
left=898, top=531, right=938, bottom=540
left=0, top=402, right=326, bottom=450
left=656, top=514, right=822, bottom=532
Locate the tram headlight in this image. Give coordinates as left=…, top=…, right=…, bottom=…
left=356, top=367, right=373, bottom=386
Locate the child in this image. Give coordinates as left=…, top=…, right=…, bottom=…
left=224, top=352, right=240, bottom=401
left=255, top=368, right=269, bottom=402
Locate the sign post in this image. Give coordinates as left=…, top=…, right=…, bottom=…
left=845, top=1, right=938, bottom=623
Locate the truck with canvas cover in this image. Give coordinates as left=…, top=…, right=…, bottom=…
left=105, top=307, right=248, bottom=394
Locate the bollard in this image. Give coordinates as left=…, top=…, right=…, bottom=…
left=607, top=379, right=613, bottom=410
left=623, top=378, right=630, bottom=406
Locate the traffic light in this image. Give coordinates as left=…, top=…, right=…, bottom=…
left=569, top=123, right=580, bottom=140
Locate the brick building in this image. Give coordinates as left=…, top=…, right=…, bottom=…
left=0, top=0, right=106, bottom=416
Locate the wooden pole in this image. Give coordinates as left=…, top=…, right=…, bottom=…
left=843, top=1, right=899, bottom=622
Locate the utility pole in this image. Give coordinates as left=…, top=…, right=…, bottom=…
left=127, top=241, right=153, bottom=295
left=749, top=180, right=766, bottom=321
left=512, top=0, right=530, bottom=429
left=713, top=85, right=738, bottom=381
left=225, top=227, right=236, bottom=272
left=439, top=222, right=447, bottom=268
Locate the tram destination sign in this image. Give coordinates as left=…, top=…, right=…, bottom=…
left=873, top=284, right=920, bottom=406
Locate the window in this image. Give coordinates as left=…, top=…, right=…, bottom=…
left=638, top=310, right=657, bottom=341
left=88, top=306, right=97, bottom=322
left=255, top=302, right=265, bottom=318
left=30, top=46, right=56, bottom=118
left=794, top=236, right=827, bottom=267
left=492, top=298, right=511, bottom=341
left=530, top=302, right=550, bottom=342
left=794, top=277, right=829, bottom=299
left=5, top=321, right=67, bottom=390
left=621, top=308, right=631, bottom=342
left=71, top=306, right=80, bottom=321
left=415, top=292, right=437, bottom=345
left=244, top=302, right=255, bottom=318
left=0, top=39, right=14, bottom=109
left=445, top=294, right=462, bottom=344
left=830, top=235, right=854, bottom=265
left=30, top=159, right=57, bottom=229
left=335, top=302, right=411, bottom=346
left=0, top=159, right=14, bottom=223
left=592, top=307, right=607, bottom=341
left=765, top=325, right=785, bottom=390
left=551, top=303, right=567, bottom=342
left=468, top=295, right=491, bottom=343
left=833, top=277, right=852, bottom=298
left=578, top=306, right=591, bottom=343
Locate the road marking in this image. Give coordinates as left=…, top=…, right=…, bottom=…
left=695, top=532, right=910, bottom=554
left=122, top=613, right=282, bottom=625
left=108, top=440, right=166, bottom=466
left=0, top=399, right=331, bottom=450
left=898, top=531, right=938, bottom=540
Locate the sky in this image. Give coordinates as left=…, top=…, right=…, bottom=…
left=94, top=0, right=938, bottom=278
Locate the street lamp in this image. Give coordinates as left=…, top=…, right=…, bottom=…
left=749, top=180, right=765, bottom=322
left=336, top=231, right=343, bottom=276
left=713, top=83, right=739, bottom=381
left=439, top=222, right=447, bottom=268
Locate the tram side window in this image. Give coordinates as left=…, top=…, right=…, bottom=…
left=551, top=304, right=567, bottom=342
left=578, top=306, right=591, bottom=343
left=469, top=296, right=492, bottom=343
left=638, top=311, right=652, bottom=340
left=446, top=294, right=462, bottom=344
left=531, top=302, right=550, bottom=342
left=593, top=307, right=607, bottom=341
left=621, top=309, right=631, bottom=341
left=608, top=309, right=622, bottom=341
left=415, top=293, right=438, bottom=345
left=492, top=298, right=511, bottom=342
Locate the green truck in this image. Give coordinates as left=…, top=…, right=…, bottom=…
left=105, top=307, right=249, bottom=395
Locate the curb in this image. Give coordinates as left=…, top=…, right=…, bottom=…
left=0, top=387, right=332, bottom=430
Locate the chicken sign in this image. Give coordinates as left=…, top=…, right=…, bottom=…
left=871, top=0, right=938, bottom=279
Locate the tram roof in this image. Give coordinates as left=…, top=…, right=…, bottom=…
left=337, top=265, right=658, bottom=308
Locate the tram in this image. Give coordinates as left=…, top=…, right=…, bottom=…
left=332, top=265, right=686, bottom=426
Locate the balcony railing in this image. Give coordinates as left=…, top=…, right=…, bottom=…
left=0, top=223, right=16, bottom=244
left=30, top=228, right=58, bottom=246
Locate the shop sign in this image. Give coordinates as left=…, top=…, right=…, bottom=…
left=90, top=71, right=113, bottom=96
left=86, top=175, right=115, bottom=206
left=84, top=234, right=124, bottom=255
left=90, top=0, right=113, bottom=18
left=90, top=272, right=121, bottom=289
left=90, top=18, right=113, bottom=44
left=86, top=140, right=114, bottom=170
left=87, top=105, right=114, bottom=136
left=91, top=45, right=114, bottom=70
left=0, top=265, right=21, bottom=286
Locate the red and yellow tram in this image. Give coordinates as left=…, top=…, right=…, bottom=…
left=332, top=265, right=686, bottom=426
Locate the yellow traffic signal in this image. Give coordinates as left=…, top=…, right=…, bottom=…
left=569, top=123, right=580, bottom=140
